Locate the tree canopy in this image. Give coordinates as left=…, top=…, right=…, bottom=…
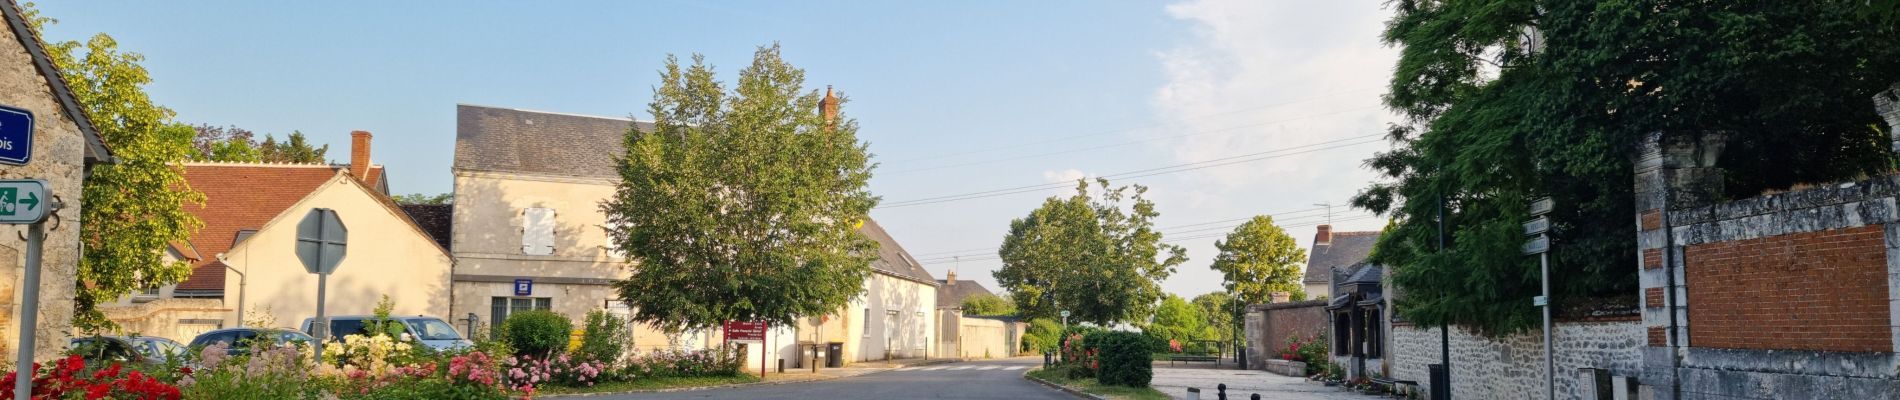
left=392, top=193, right=453, bottom=205
left=1147, top=294, right=1212, bottom=343
left=25, top=11, right=204, bottom=331
left=960, top=293, right=1016, bottom=316
left=1356, top=0, right=1900, bottom=335
left=602, top=45, right=878, bottom=332
left=1189, top=291, right=1240, bottom=344
left=1209, top=216, right=1307, bottom=304
left=993, top=179, right=1186, bottom=326
left=190, top=125, right=328, bottom=163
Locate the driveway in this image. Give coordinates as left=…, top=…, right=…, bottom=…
left=587, top=357, right=1071, bottom=400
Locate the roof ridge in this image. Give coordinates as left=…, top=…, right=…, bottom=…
left=182, top=161, right=336, bottom=168
left=1333, top=231, right=1382, bottom=236
left=457, top=103, right=653, bottom=123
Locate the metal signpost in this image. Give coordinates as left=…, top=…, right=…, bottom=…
left=1524, top=198, right=1554, bottom=400
left=4, top=179, right=54, bottom=398
left=296, top=208, right=348, bottom=358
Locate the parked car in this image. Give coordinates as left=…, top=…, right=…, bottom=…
left=299, top=315, right=472, bottom=351
left=187, top=328, right=316, bottom=355
left=125, top=336, right=190, bottom=364
left=68, top=336, right=160, bottom=366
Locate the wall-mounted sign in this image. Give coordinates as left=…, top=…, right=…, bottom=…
left=514, top=279, right=533, bottom=296
left=0, top=105, right=33, bottom=166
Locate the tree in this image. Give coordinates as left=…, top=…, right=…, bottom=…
left=602, top=45, right=878, bottom=333
left=960, top=293, right=1016, bottom=316
left=1208, top=216, right=1307, bottom=304
left=24, top=12, right=204, bottom=331
left=190, top=124, right=261, bottom=162
left=994, top=179, right=1187, bottom=326
left=1357, top=1, right=1900, bottom=335
left=258, top=131, right=328, bottom=163
left=1189, top=291, right=1239, bottom=344
left=1146, top=294, right=1210, bottom=343
left=392, top=193, right=453, bottom=205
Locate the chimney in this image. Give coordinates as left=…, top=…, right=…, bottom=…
left=349, top=131, right=372, bottom=180
left=819, top=86, right=840, bottom=125
left=1314, top=224, right=1333, bottom=247
left=1270, top=292, right=1291, bottom=304
left=946, top=269, right=957, bottom=286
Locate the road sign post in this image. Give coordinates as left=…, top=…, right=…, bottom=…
left=296, top=209, right=348, bottom=359
left=1525, top=198, right=1555, bottom=400
left=2, top=179, right=54, bottom=398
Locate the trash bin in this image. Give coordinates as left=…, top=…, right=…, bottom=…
left=826, top=342, right=844, bottom=368
left=1429, top=364, right=1449, bottom=399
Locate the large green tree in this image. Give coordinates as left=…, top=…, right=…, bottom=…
left=1189, top=291, right=1240, bottom=344
left=1356, top=0, right=1900, bottom=335
left=1147, top=294, right=1211, bottom=343
left=994, top=179, right=1186, bottom=326
left=1208, top=216, right=1307, bottom=304
left=258, top=131, right=327, bottom=163
left=24, top=10, right=204, bottom=331
left=602, top=45, right=878, bottom=333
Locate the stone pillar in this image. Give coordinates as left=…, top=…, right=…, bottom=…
left=1875, top=83, right=1900, bottom=152
left=1632, top=131, right=1726, bottom=400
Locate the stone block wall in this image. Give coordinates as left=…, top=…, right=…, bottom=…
left=1389, top=319, right=1642, bottom=400
left=1244, top=299, right=1327, bottom=370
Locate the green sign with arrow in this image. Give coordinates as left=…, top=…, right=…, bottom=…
left=0, top=180, right=50, bottom=224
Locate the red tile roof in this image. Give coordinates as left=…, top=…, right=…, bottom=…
left=174, top=163, right=344, bottom=292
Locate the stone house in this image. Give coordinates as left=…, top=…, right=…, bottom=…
left=1326, top=262, right=1386, bottom=381
left=0, top=0, right=115, bottom=360
left=163, top=133, right=453, bottom=335
left=1302, top=224, right=1377, bottom=299
left=451, top=103, right=938, bottom=367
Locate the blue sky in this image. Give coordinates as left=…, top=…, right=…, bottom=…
left=36, top=1, right=1398, bottom=299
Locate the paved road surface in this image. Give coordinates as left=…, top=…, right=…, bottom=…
left=593, top=357, right=1071, bottom=400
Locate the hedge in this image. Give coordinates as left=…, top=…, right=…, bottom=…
left=1084, top=331, right=1152, bottom=387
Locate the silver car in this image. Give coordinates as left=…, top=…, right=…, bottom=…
left=300, top=315, right=473, bottom=351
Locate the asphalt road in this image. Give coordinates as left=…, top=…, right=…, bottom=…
left=598, top=357, right=1073, bottom=400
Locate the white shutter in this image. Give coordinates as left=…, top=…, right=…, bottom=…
left=522, top=207, right=555, bottom=255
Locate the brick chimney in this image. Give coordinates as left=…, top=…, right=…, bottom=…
left=1314, top=224, right=1333, bottom=247
left=946, top=269, right=957, bottom=286
left=819, top=86, right=840, bottom=125
left=349, top=131, right=372, bottom=181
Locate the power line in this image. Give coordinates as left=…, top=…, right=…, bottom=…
left=876, top=134, right=1385, bottom=209
left=884, top=87, right=1384, bottom=166
left=883, top=106, right=1381, bottom=175
left=911, top=206, right=1343, bottom=262
left=910, top=212, right=1378, bottom=263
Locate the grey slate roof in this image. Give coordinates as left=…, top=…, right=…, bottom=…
left=935, top=279, right=996, bottom=309
left=399, top=204, right=453, bottom=251
left=1303, top=231, right=1379, bottom=285
left=859, top=219, right=939, bottom=285
left=453, top=104, right=654, bottom=179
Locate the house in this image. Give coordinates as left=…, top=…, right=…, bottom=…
left=1301, top=224, right=1378, bottom=299
left=161, top=132, right=453, bottom=336
left=452, top=101, right=940, bottom=366
left=932, top=271, right=1023, bottom=358
left=0, top=0, right=116, bottom=359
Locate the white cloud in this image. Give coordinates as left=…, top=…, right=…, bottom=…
left=1153, top=0, right=1399, bottom=190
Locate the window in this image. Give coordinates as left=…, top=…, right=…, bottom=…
left=491, top=297, right=553, bottom=334
left=862, top=309, right=871, bottom=338
left=522, top=208, right=556, bottom=255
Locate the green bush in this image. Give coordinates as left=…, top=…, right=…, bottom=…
left=576, top=310, right=631, bottom=364
left=1023, top=318, right=1062, bottom=353
left=1086, top=331, right=1152, bottom=388
left=501, top=310, right=572, bottom=357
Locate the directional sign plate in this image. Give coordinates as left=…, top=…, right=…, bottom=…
left=296, top=208, right=347, bottom=274
left=1533, top=296, right=1548, bottom=306
left=1522, top=234, right=1550, bottom=255
left=1523, top=217, right=1550, bottom=236
left=0, top=180, right=49, bottom=224
left=0, top=105, right=33, bottom=165
left=1529, top=198, right=1555, bottom=216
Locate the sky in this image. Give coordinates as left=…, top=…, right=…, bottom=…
left=35, top=0, right=1398, bottom=299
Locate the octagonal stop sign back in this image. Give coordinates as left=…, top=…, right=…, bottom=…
left=296, top=208, right=347, bottom=274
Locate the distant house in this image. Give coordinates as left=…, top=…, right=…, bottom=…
left=157, top=132, right=453, bottom=338
left=1, top=0, right=116, bottom=359
left=1302, top=224, right=1378, bottom=299
left=1327, top=261, right=1385, bottom=381
left=932, top=272, right=1022, bottom=359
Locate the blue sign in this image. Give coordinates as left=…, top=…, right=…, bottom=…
left=0, top=105, right=33, bottom=165
left=513, top=279, right=532, bottom=296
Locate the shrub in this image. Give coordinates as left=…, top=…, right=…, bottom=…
left=1086, top=331, right=1152, bottom=388
left=1022, top=318, right=1062, bottom=353
left=501, top=310, right=572, bottom=357
left=575, top=310, right=631, bottom=364
left=182, top=342, right=325, bottom=399
left=0, top=355, right=184, bottom=400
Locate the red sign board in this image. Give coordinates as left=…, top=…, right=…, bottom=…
left=723, top=321, right=767, bottom=342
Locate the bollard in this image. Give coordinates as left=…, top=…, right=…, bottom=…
left=1186, top=387, right=1201, bottom=400
left=778, top=358, right=785, bottom=373
left=1251, top=394, right=1260, bottom=400
left=1217, top=383, right=1227, bottom=400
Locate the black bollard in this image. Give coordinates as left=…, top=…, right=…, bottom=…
left=1251, top=394, right=1260, bottom=400
left=1217, top=383, right=1227, bottom=400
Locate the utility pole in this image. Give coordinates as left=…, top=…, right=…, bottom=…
left=1436, top=192, right=1451, bottom=400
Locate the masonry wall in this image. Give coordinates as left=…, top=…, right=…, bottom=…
left=1244, top=300, right=1327, bottom=370
left=1389, top=319, right=1643, bottom=400
left=0, top=17, right=91, bottom=360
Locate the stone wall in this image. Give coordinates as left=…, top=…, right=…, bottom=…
left=1243, top=299, right=1327, bottom=370
left=97, top=299, right=226, bottom=342
left=1389, top=319, right=1643, bottom=400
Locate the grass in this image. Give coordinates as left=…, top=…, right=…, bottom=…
left=532, top=374, right=762, bottom=395
left=1026, top=367, right=1169, bottom=400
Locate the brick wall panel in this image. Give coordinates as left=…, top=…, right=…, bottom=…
left=1684, top=225, right=1892, bottom=352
